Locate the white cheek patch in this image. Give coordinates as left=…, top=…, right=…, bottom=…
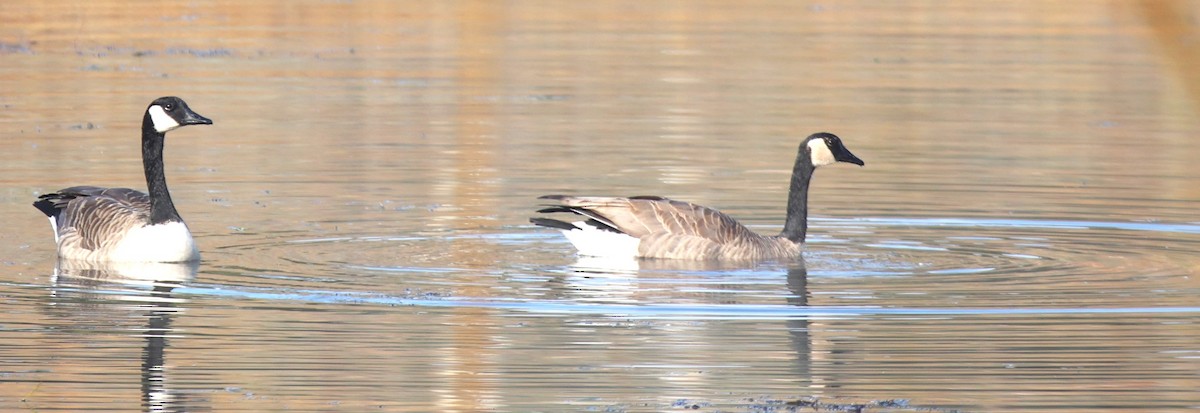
left=808, top=139, right=837, bottom=167
left=147, top=105, right=182, bottom=133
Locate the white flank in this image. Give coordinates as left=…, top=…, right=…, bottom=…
left=561, top=222, right=641, bottom=258
left=147, top=105, right=182, bottom=133
left=47, top=216, right=61, bottom=244
left=808, top=138, right=837, bottom=167
left=109, top=221, right=199, bottom=262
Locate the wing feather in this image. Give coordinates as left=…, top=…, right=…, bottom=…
left=534, top=195, right=775, bottom=259
left=36, top=186, right=151, bottom=253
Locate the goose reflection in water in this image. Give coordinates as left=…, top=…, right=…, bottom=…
left=553, top=256, right=818, bottom=392
left=49, top=260, right=199, bottom=413
left=559, top=255, right=806, bottom=304
left=558, top=255, right=811, bottom=306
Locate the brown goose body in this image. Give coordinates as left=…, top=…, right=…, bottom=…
left=532, top=132, right=864, bottom=261
left=534, top=195, right=803, bottom=260
left=34, top=186, right=176, bottom=262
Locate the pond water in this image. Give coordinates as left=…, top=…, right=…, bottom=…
left=2, top=1, right=1200, bottom=412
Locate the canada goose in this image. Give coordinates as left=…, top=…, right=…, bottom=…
left=33, top=96, right=212, bottom=262
left=531, top=132, right=864, bottom=261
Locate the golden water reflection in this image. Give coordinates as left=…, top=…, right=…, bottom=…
left=1, top=0, right=1199, bottom=411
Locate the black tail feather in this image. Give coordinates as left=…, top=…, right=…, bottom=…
left=584, top=218, right=622, bottom=233
left=530, top=217, right=576, bottom=231
left=32, top=198, right=58, bottom=218
left=533, top=199, right=624, bottom=233
left=530, top=217, right=623, bottom=234
left=32, top=192, right=73, bottom=219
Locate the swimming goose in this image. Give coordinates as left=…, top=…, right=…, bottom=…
left=531, top=132, right=864, bottom=261
left=33, top=96, right=212, bottom=262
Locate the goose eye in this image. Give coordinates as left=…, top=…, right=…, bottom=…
left=164, top=104, right=174, bottom=111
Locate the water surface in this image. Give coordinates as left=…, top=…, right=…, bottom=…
left=2, top=1, right=1199, bottom=412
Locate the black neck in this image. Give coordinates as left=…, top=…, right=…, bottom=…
left=780, top=152, right=815, bottom=242
left=142, top=113, right=181, bottom=224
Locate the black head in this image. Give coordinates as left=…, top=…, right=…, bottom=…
left=802, top=132, right=864, bottom=167
left=146, top=96, right=212, bottom=133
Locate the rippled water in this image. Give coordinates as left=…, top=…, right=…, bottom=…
left=2, top=1, right=1200, bottom=412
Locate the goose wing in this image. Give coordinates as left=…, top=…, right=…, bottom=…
left=35, top=186, right=151, bottom=250
left=536, top=195, right=758, bottom=243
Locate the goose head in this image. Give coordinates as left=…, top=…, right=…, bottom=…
left=804, top=132, right=864, bottom=168
left=146, top=96, right=212, bottom=134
